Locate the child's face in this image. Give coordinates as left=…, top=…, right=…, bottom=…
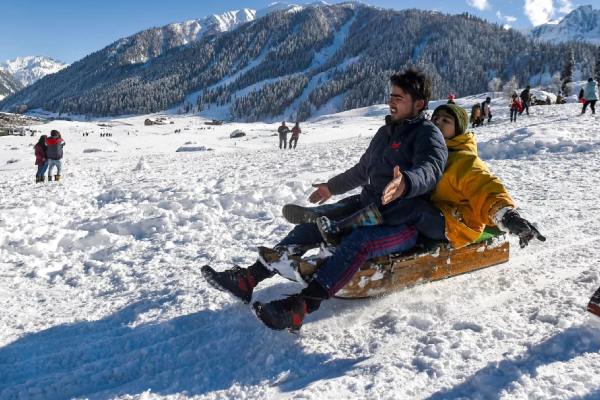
left=432, top=110, right=456, bottom=139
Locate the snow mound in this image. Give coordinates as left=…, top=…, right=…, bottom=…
left=175, top=145, right=212, bottom=152
left=133, top=156, right=148, bottom=171
left=478, top=126, right=600, bottom=160
left=83, top=148, right=102, bottom=153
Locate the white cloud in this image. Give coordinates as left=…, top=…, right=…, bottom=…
left=496, top=11, right=517, bottom=22
left=524, top=0, right=555, bottom=26
left=467, top=0, right=490, bottom=11
left=558, top=0, right=573, bottom=13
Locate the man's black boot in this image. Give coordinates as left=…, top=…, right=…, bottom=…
left=253, top=280, right=328, bottom=331
left=201, top=261, right=273, bottom=304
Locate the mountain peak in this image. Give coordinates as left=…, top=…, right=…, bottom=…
left=530, top=5, right=600, bottom=44
left=0, top=56, right=67, bottom=87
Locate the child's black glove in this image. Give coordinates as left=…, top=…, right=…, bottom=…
left=501, top=209, right=546, bottom=248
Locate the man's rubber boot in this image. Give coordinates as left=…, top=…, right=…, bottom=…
left=48, top=175, right=53, bottom=181
left=253, top=295, right=308, bottom=332
left=55, top=175, right=61, bottom=182
left=282, top=204, right=320, bottom=225
left=201, top=265, right=257, bottom=304
left=316, top=203, right=383, bottom=245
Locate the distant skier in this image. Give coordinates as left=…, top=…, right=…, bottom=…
left=202, top=69, right=448, bottom=331
left=509, top=93, right=521, bottom=123
left=45, top=130, right=65, bottom=181
left=277, top=122, right=290, bottom=149
left=481, top=96, right=492, bottom=124
left=34, top=135, right=48, bottom=183
left=520, top=85, right=531, bottom=116
left=581, top=78, right=598, bottom=115
left=289, top=122, right=301, bottom=149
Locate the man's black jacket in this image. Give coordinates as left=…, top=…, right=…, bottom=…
left=327, top=113, right=448, bottom=212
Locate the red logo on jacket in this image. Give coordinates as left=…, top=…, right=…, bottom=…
left=390, top=142, right=401, bottom=150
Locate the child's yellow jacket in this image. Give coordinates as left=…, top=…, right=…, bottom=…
left=430, top=132, right=514, bottom=248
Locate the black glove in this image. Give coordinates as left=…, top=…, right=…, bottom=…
left=501, top=209, right=546, bottom=248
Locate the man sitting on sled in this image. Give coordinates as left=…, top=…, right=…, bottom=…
left=203, top=68, right=449, bottom=331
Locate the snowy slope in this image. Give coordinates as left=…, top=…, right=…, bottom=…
left=530, top=5, right=600, bottom=44
left=1, top=96, right=600, bottom=399
left=0, top=56, right=67, bottom=87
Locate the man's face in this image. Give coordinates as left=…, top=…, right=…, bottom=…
left=388, top=86, right=424, bottom=121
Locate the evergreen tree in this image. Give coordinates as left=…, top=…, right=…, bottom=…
left=561, top=49, right=574, bottom=95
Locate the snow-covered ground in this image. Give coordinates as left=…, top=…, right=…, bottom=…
left=1, top=97, right=600, bottom=399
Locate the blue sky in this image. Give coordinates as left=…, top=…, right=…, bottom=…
left=1, top=0, right=595, bottom=64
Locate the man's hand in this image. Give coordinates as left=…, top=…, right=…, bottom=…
left=381, top=166, right=406, bottom=205
left=309, top=183, right=332, bottom=204
left=501, top=209, right=546, bottom=248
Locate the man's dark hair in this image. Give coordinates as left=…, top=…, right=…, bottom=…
left=390, top=68, right=432, bottom=111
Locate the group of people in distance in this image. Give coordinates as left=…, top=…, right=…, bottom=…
left=34, top=129, right=65, bottom=183
left=277, top=121, right=301, bottom=149
left=203, top=68, right=546, bottom=332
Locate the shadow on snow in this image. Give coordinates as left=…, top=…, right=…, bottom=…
left=0, top=293, right=363, bottom=399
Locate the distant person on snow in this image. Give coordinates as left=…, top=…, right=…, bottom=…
left=481, top=96, right=492, bottom=124
left=556, top=92, right=565, bottom=105
left=289, top=122, right=301, bottom=149
left=578, top=88, right=585, bottom=104
left=470, top=103, right=482, bottom=128
left=202, top=69, right=448, bottom=331
left=509, top=93, right=521, bottom=123
left=582, top=78, right=598, bottom=115
left=34, top=135, right=48, bottom=183
left=519, top=85, right=531, bottom=116
left=277, top=121, right=290, bottom=149
left=45, top=130, right=65, bottom=181
left=447, top=94, right=456, bottom=104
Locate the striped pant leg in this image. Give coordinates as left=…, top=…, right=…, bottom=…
left=314, top=225, right=418, bottom=296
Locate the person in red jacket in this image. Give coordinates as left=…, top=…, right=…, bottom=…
left=509, top=93, right=521, bottom=123
left=289, top=122, right=301, bottom=149
left=34, top=135, right=48, bottom=183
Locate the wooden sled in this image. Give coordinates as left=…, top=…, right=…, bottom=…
left=335, top=228, right=509, bottom=299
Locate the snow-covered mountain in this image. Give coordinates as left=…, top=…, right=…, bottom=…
left=0, top=56, right=67, bottom=88
left=0, top=70, right=22, bottom=100
left=110, top=3, right=310, bottom=65
left=1, top=3, right=597, bottom=121
left=530, top=5, right=600, bottom=44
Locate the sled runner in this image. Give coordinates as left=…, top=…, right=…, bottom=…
left=260, top=227, right=510, bottom=299
left=588, top=287, right=600, bottom=318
